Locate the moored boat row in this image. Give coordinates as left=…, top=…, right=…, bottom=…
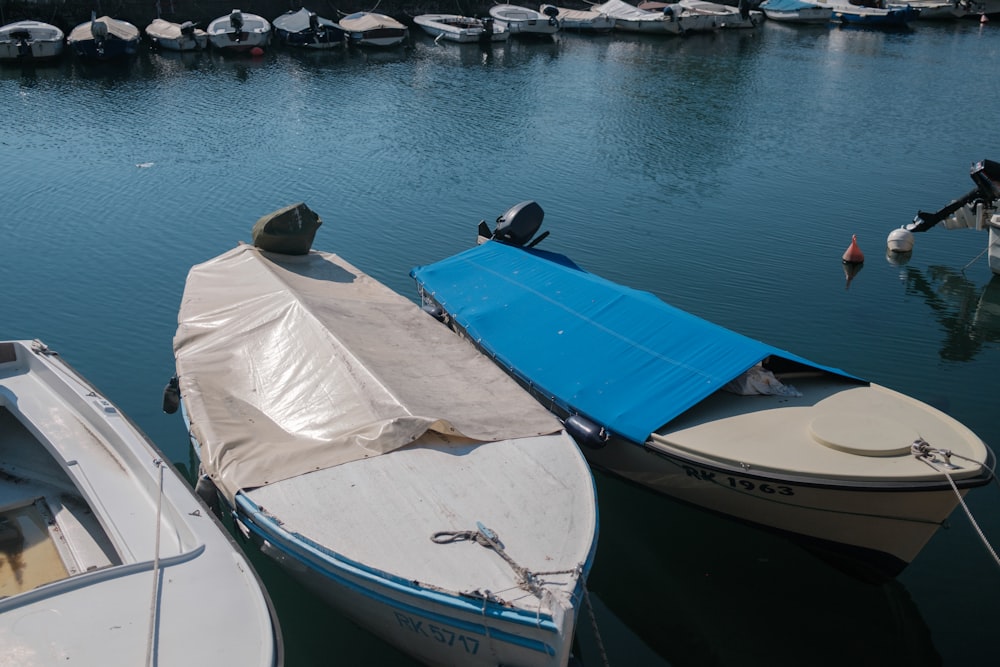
left=2, top=0, right=994, bottom=63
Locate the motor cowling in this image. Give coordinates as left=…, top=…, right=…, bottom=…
left=492, top=201, right=544, bottom=247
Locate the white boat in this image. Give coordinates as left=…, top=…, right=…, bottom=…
left=145, top=18, right=208, bottom=51
left=539, top=4, right=617, bottom=31
left=489, top=4, right=561, bottom=37
left=338, top=12, right=408, bottom=47
left=207, top=10, right=271, bottom=52
left=638, top=0, right=757, bottom=29
left=272, top=8, right=346, bottom=49
left=170, top=204, right=599, bottom=667
left=0, top=20, right=64, bottom=61
left=67, top=14, right=140, bottom=60
left=410, top=201, right=996, bottom=579
left=590, top=0, right=686, bottom=33
left=814, top=0, right=920, bottom=26
left=0, top=339, right=281, bottom=665
left=413, top=14, right=509, bottom=43
left=759, top=0, right=835, bottom=22
left=677, top=0, right=762, bottom=26
left=888, top=0, right=968, bottom=18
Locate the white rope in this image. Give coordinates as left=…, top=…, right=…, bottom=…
left=146, top=460, right=165, bottom=667
left=431, top=523, right=578, bottom=598
left=912, top=439, right=1000, bottom=569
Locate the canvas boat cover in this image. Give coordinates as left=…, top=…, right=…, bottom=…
left=591, top=0, right=663, bottom=20
left=338, top=12, right=405, bottom=31
left=174, top=243, right=560, bottom=503
left=411, top=241, right=858, bottom=445
left=68, top=16, right=138, bottom=42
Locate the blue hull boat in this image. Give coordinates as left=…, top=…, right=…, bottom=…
left=410, top=201, right=994, bottom=579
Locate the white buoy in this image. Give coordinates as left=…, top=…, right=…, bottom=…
left=886, top=227, right=914, bottom=253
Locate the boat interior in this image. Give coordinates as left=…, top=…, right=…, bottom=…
left=0, top=399, right=120, bottom=601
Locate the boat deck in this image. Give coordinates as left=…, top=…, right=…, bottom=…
left=652, top=374, right=989, bottom=483
left=247, top=428, right=595, bottom=610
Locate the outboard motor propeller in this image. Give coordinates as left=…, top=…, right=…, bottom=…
left=491, top=201, right=545, bottom=247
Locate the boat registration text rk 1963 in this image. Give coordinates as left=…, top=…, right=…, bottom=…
left=682, top=466, right=795, bottom=496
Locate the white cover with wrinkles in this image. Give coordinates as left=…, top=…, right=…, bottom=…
left=174, top=243, right=559, bottom=502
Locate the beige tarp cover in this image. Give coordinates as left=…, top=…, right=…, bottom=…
left=68, top=16, right=139, bottom=42
left=174, top=243, right=560, bottom=503
left=338, top=13, right=405, bottom=31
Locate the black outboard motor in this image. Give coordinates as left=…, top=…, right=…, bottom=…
left=910, top=158, right=1000, bottom=232
left=491, top=201, right=545, bottom=247
left=230, top=10, right=245, bottom=42
left=542, top=4, right=560, bottom=26
left=179, top=21, right=196, bottom=37
left=13, top=30, right=32, bottom=58
left=479, top=17, right=495, bottom=46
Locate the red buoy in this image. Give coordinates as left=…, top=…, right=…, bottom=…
left=842, top=234, right=864, bottom=264
left=250, top=46, right=264, bottom=57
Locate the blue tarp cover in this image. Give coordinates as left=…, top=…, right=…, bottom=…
left=411, top=241, right=855, bottom=444
left=760, top=0, right=821, bottom=10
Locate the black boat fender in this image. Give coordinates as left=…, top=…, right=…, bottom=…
left=564, top=414, right=609, bottom=450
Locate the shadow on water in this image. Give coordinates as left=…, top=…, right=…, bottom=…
left=901, top=268, right=1000, bottom=362
left=583, top=471, right=940, bottom=667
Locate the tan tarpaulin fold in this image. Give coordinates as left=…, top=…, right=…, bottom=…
left=174, top=243, right=561, bottom=503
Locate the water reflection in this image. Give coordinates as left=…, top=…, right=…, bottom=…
left=587, top=472, right=940, bottom=667
left=901, top=268, right=1000, bottom=362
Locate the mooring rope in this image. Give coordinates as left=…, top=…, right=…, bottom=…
left=146, top=460, right=165, bottom=667
left=581, top=583, right=611, bottom=667
left=432, top=522, right=579, bottom=598
left=911, top=439, right=1000, bottom=568
left=433, top=522, right=608, bottom=664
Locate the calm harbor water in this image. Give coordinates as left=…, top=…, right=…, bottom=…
left=3, top=17, right=1000, bottom=666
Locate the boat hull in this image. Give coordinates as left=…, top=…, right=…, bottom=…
left=584, top=432, right=984, bottom=577
left=231, top=493, right=580, bottom=667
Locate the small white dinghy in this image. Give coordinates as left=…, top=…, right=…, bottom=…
left=0, top=20, right=64, bottom=61
left=206, top=9, right=271, bottom=52
left=171, top=204, right=599, bottom=667
left=489, top=4, right=561, bottom=37
left=0, top=339, right=281, bottom=666
left=414, top=14, right=510, bottom=43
